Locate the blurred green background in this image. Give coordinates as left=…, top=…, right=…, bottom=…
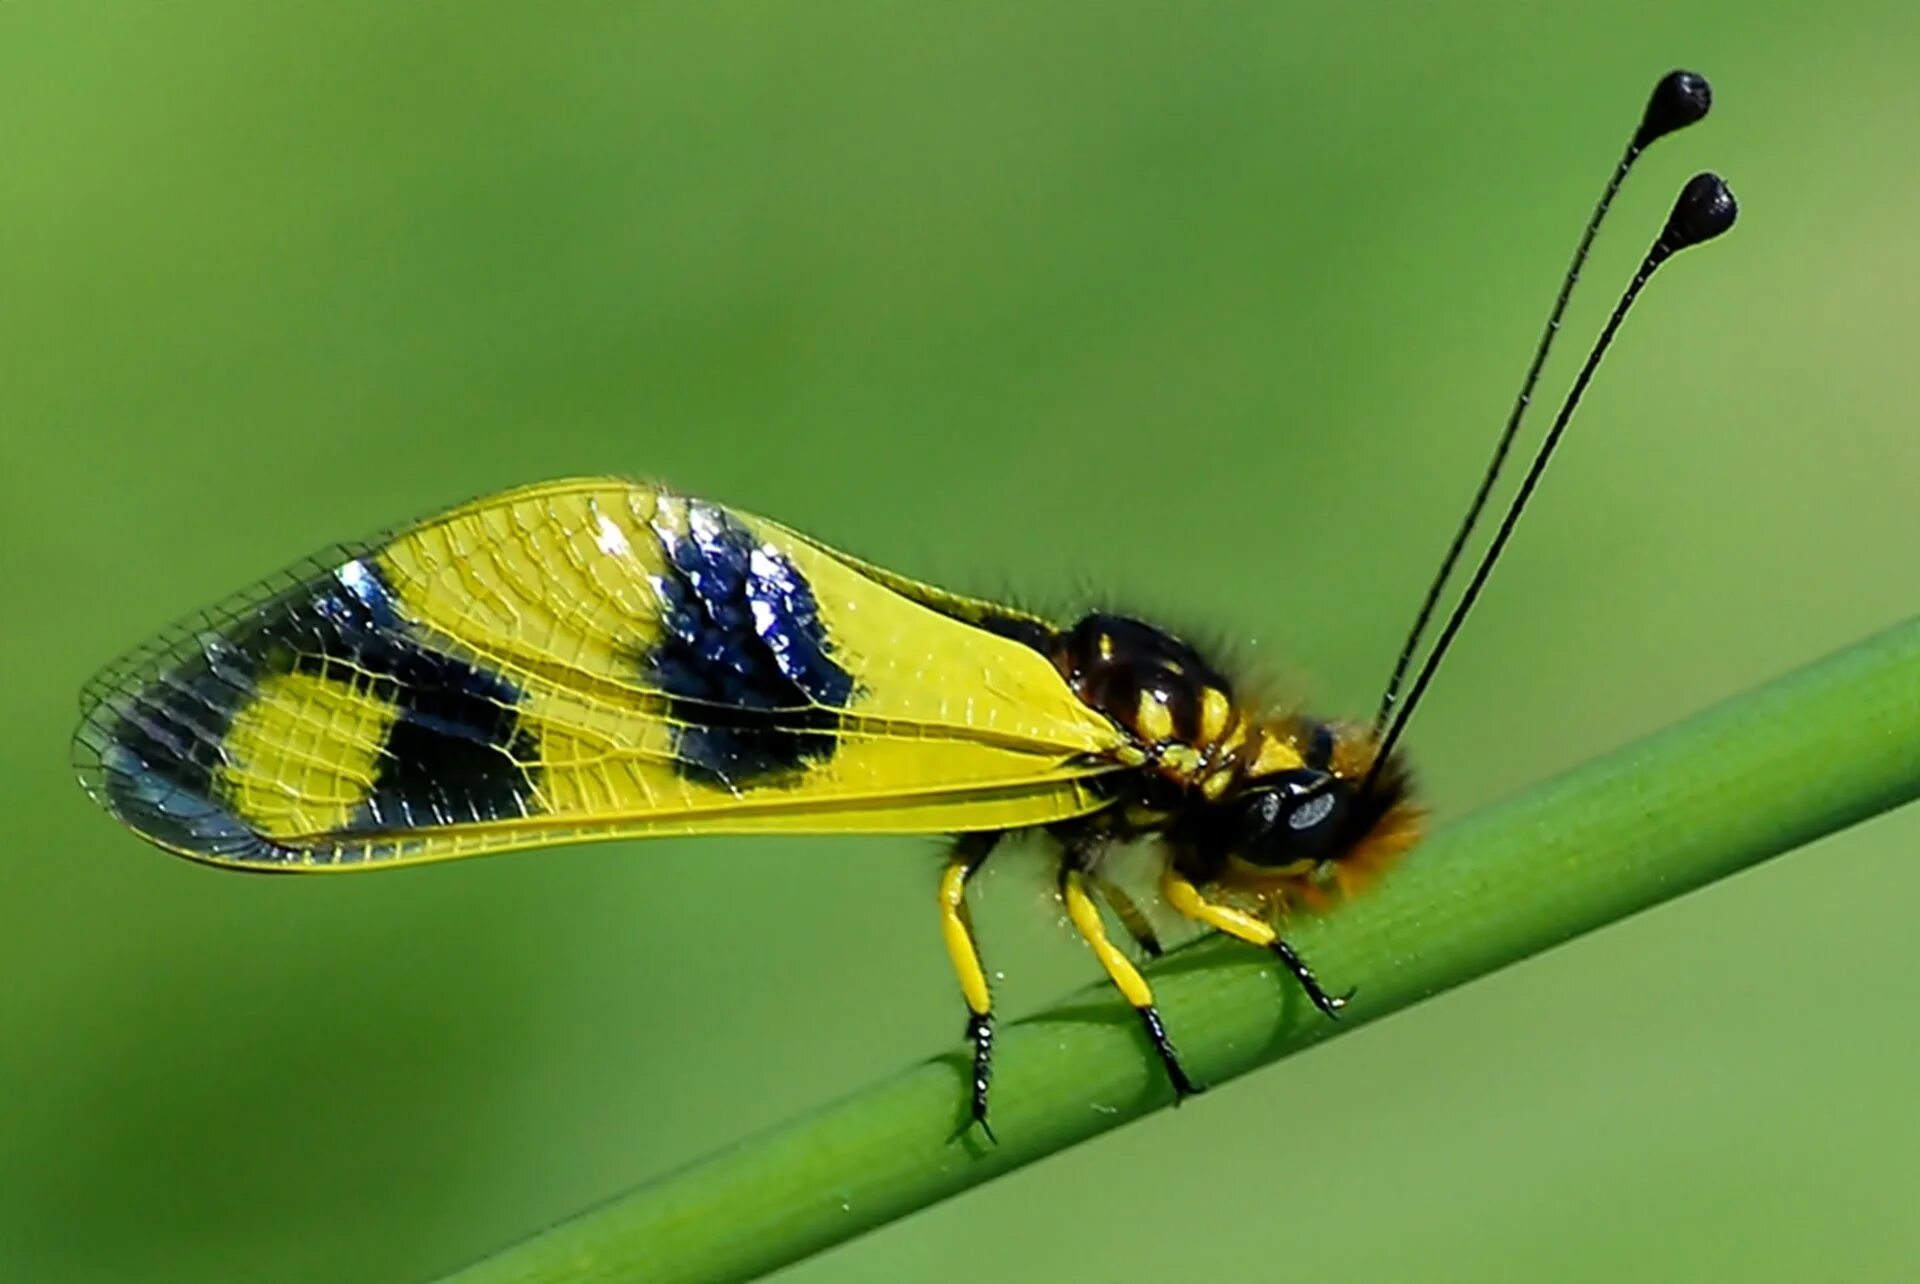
left=5, top=4, right=1918, bottom=1281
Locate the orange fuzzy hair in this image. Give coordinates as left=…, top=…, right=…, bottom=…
left=1213, top=722, right=1424, bottom=918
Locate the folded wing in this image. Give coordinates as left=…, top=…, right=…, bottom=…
left=75, top=479, right=1128, bottom=869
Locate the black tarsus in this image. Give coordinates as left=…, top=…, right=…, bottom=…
left=950, top=831, right=1003, bottom=1144
left=962, top=1011, right=997, bottom=1144
left=1270, top=934, right=1351, bottom=1018
left=1137, top=1006, right=1203, bottom=1102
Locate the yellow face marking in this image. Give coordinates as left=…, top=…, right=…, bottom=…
left=221, top=671, right=399, bottom=840
left=1247, top=727, right=1308, bottom=779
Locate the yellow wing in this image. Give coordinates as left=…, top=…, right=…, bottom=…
left=74, top=479, right=1131, bottom=870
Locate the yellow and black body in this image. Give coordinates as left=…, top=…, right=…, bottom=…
left=73, top=72, right=1743, bottom=1140
left=75, top=477, right=1420, bottom=1136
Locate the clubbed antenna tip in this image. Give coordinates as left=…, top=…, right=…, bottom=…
left=1662, top=172, right=1738, bottom=252
left=1635, top=70, right=1712, bottom=149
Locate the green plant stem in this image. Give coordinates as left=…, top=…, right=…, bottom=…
left=436, top=618, right=1920, bottom=1284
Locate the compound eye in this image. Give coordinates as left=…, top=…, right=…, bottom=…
left=1242, top=789, right=1285, bottom=839
left=1236, top=770, right=1352, bottom=867
left=1288, top=788, right=1338, bottom=833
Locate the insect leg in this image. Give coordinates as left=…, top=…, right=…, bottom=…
left=1059, top=858, right=1201, bottom=1101
left=1159, top=866, right=1349, bottom=1018
left=940, top=831, right=1001, bottom=1141
left=1096, top=879, right=1164, bottom=959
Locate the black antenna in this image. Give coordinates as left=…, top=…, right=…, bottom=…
left=1364, top=173, right=1738, bottom=789
left=1370, top=71, right=1713, bottom=738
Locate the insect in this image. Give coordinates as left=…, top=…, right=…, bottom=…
left=75, top=72, right=1734, bottom=1140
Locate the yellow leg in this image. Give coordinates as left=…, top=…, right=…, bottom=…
left=941, top=833, right=999, bottom=1140
left=940, top=856, right=992, bottom=1017
left=1061, top=866, right=1200, bottom=1100
left=1160, top=865, right=1349, bottom=1017
left=1158, top=866, right=1276, bottom=946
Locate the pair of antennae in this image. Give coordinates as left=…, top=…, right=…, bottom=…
left=1364, top=70, right=1737, bottom=786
